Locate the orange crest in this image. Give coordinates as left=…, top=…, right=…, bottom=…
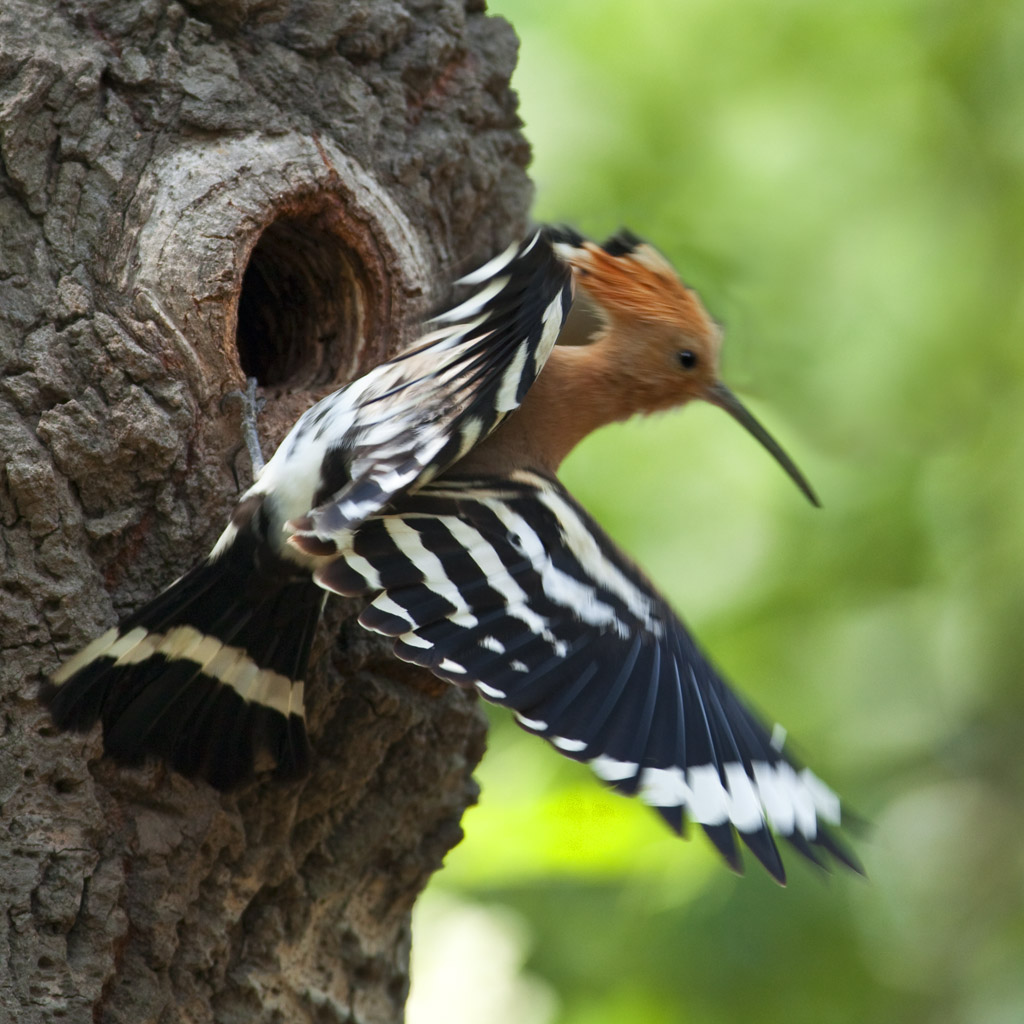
left=554, top=237, right=719, bottom=343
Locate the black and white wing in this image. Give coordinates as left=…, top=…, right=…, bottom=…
left=315, top=470, right=858, bottom=883
left=265, top=227, right=576, bottom=544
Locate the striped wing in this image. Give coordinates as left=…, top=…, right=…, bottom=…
left=315, top=471, right=856, bottom=882
left=284, top=228, right=575, bottom=541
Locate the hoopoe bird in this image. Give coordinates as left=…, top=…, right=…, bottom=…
left=43, top=226, right=859, bottom=883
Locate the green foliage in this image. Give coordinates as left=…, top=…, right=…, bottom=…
left=411, top=1, right=1024, bottom=1021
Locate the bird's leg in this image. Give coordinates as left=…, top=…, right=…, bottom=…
left=222, top=377, right=266, bottom=483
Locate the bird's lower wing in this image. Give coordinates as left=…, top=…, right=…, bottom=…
left=315, top=471, right=859, bottom=882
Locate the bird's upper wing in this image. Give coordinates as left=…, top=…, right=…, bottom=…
left=314, top=470, right=858, bottom=882
left=280, top=228, right=576, bottom=542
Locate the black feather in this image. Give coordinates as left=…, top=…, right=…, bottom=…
left=43, top=518, right=321, bottom=789
left=601, top=229, right=646, bottom=256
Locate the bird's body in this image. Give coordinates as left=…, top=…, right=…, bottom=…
left=43, top=226, right=857, bottom=882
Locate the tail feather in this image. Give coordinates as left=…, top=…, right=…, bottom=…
left=42, top=535, right=323, bottom=790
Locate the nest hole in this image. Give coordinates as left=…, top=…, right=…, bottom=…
left=236, top=211, right=370, bottom=389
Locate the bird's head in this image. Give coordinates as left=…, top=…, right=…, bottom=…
left=555, top=231, right=820, bottom=506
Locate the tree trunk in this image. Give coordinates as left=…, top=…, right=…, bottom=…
left=0, top=1, right=531, bottom=1019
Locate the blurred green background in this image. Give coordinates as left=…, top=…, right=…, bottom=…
left=409, top=2, right=1024, bottom=1022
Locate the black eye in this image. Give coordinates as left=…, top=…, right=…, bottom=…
left=677, top=349, right=698, bottom=370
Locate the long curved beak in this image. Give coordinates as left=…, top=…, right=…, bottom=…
left=706, top=383, right=820, bottom=507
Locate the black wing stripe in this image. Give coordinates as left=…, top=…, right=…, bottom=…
left=430, top=514, right=570, bottom=657
left=404, top=514, right=509, bottom=599
left=383, top=583, right=459, bottom=629
left=513, top=477, right=666, bottom=637
left=379, top=519, right=476, bottom=625
left=484, top=494, right=639, bottom=638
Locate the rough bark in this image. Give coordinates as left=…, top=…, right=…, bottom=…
left=0, top=0, right=531, bottom=1020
